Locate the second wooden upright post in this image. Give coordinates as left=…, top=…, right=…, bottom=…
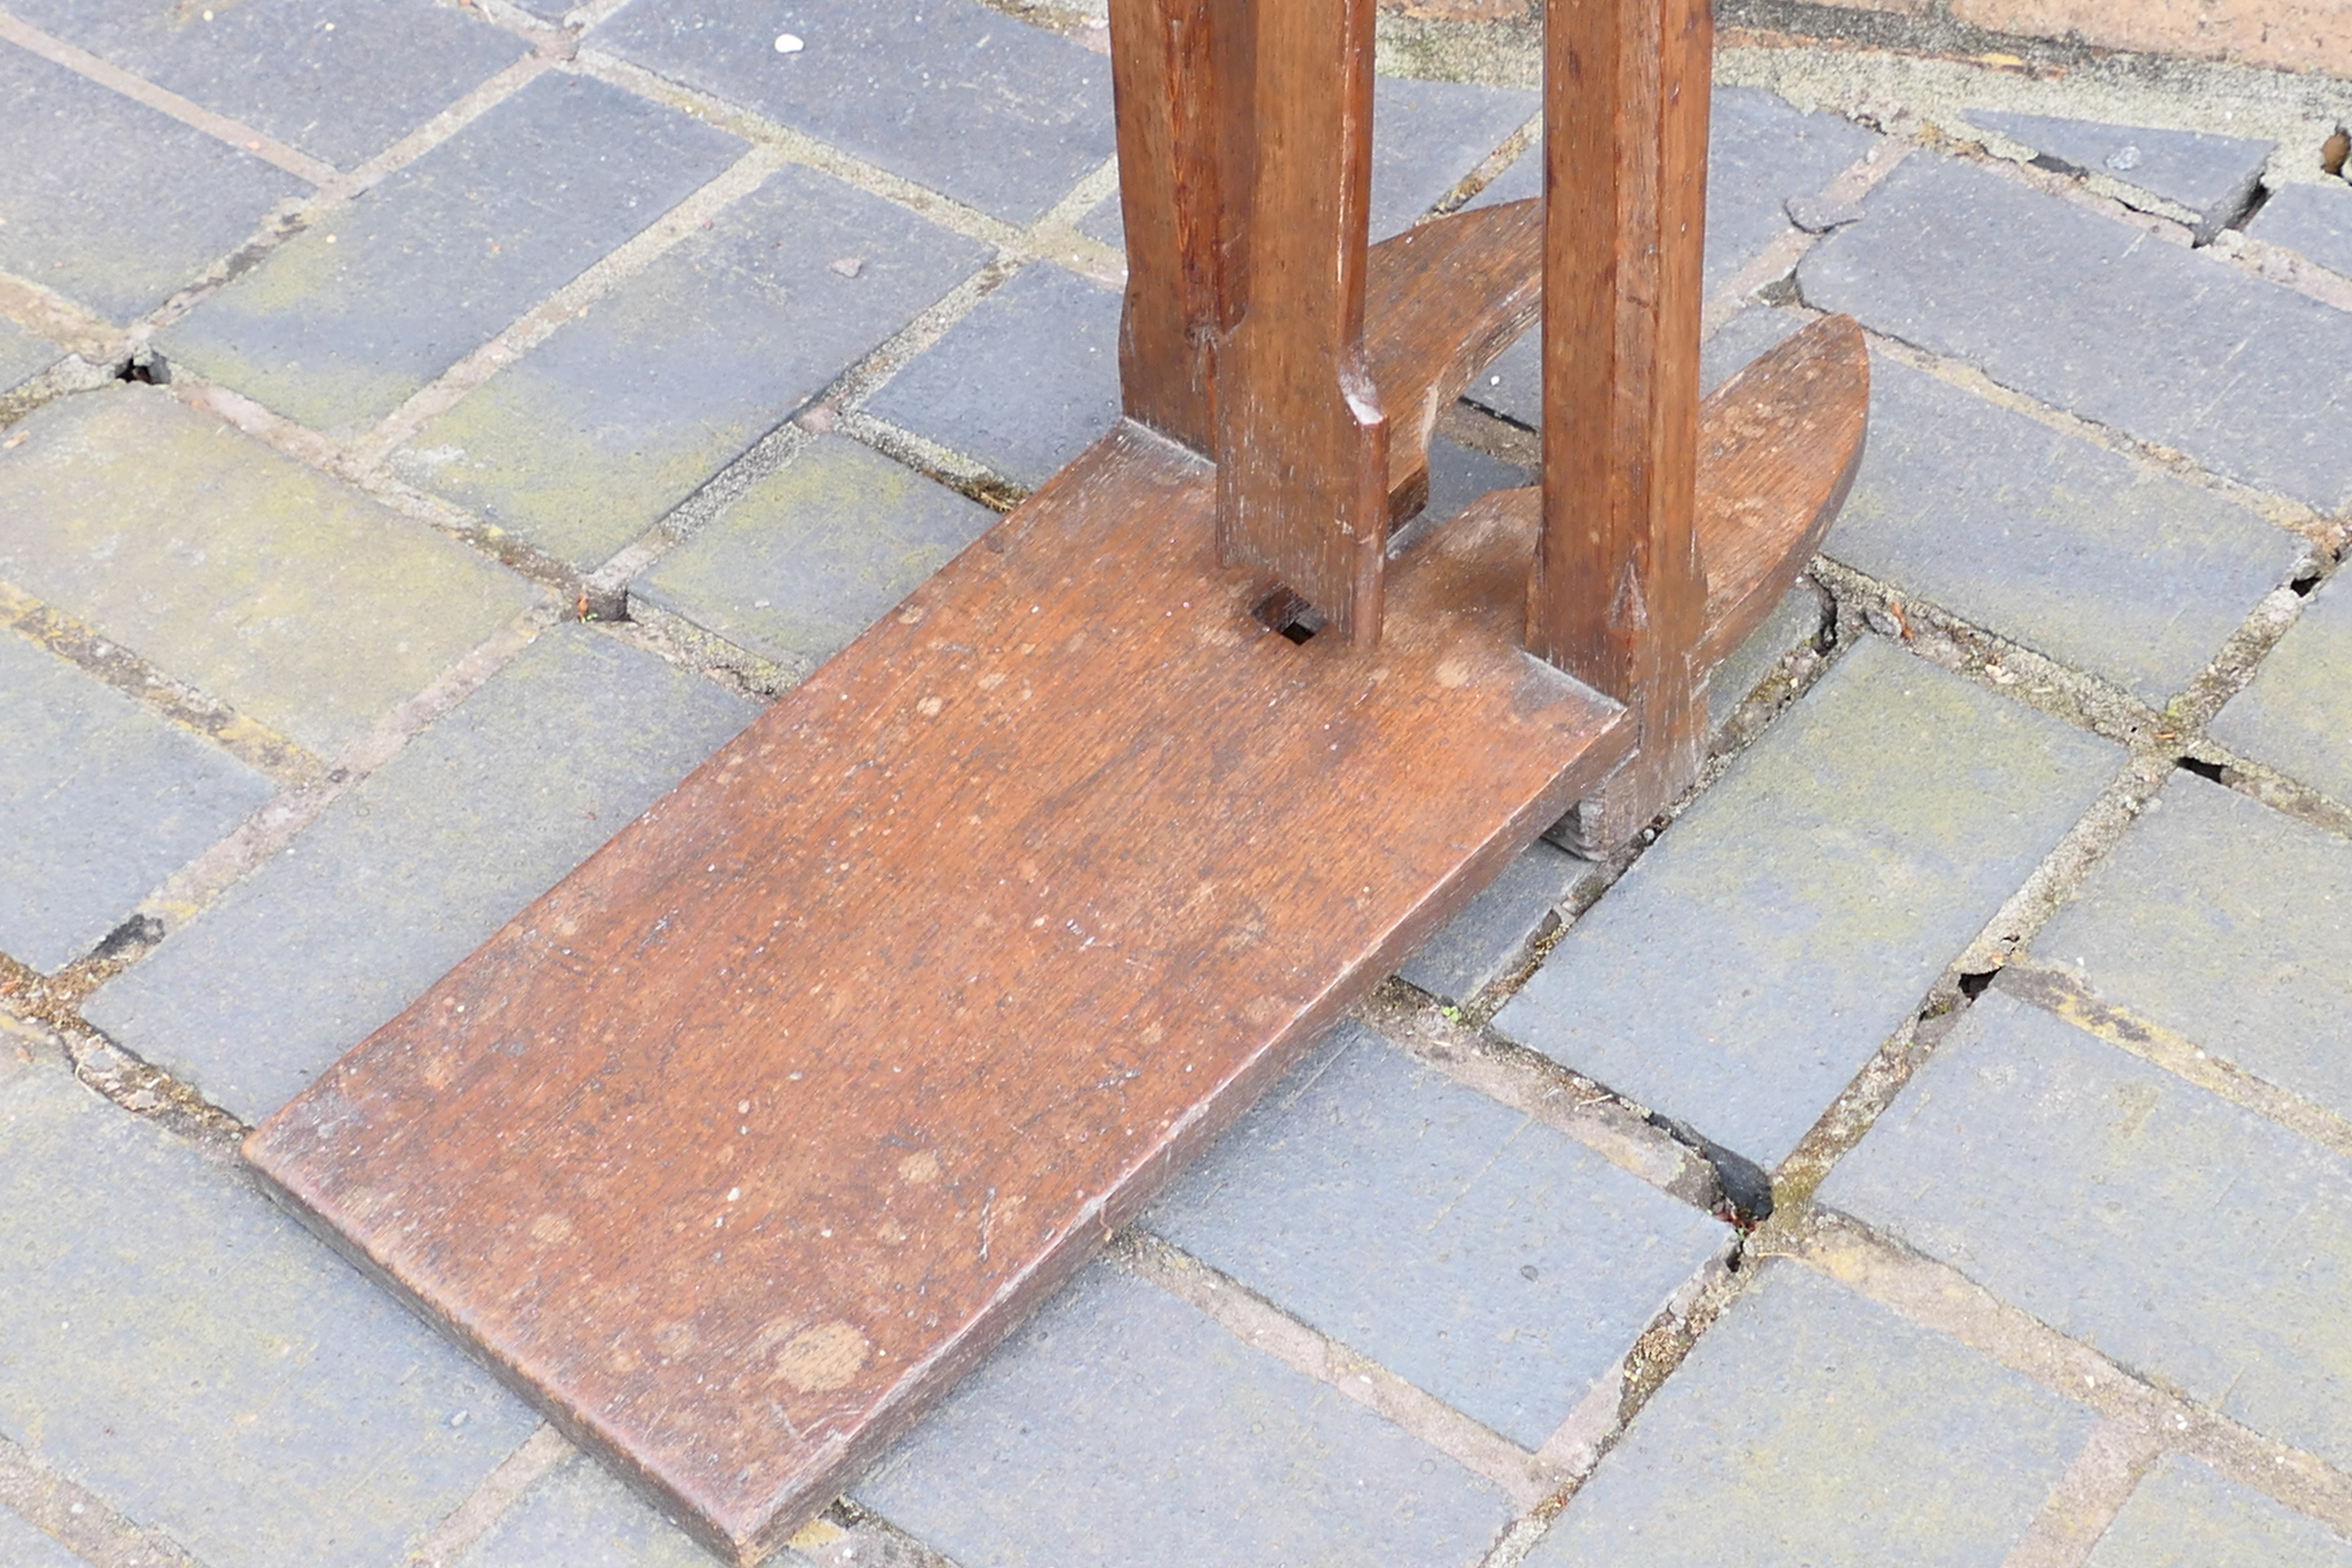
left=1531, top=0, right=1713, bottom=849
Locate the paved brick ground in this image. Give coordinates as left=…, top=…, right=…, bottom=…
left=2, top=4, right=2348, bottom=1567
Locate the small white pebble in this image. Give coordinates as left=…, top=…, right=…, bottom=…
left=727, top=1187, right=740, bottom=1201
left=739, top=1099, right=751, bottom=1112
left=774, top=32, right=805, bottom=52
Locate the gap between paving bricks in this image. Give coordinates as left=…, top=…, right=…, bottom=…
left=1768, top=1212, right=2352, bottom=1544
left=0, top=1428, right=201, bottom=1568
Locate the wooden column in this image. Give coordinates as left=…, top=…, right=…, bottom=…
left=1106, top=0, right=1249, bottom=455
left=1213, top=0, right=1390, bottom=647
left=1530, top=0, right=1713, bottom=846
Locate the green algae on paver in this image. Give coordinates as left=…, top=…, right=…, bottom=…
left=2086, top=1457, right=2352, bottom=1567
left=453, top=1453, right=714, bottom=1568
left=82, top=623, right=755, bottom=1122
left=2028, top=773, right=2352, bottom=1123
left=0, top=387, right=538, bottom=759
left=1822, top=989, right=2352, bottom=1474
left=0, top=630, right=275, bottom=974
left=631, top=435, right=995, bottom=676
left=391, top=164, right=991, bottom=568
left=1826, top=358, right=2301, bottom=708
left=2211, top=575, right=2352, bottom=806
left=1493, top=635, right=2120, bottom=1167
left=0, top=1065, right=538, bottom=1568
left=857, top=1263, right=1516, bottom=1568
left=1529, top=1260, right=2093, bottom=1568
left=160, top=72, right=744, bottom=433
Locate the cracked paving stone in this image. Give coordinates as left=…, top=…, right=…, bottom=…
left=0, top=386, right=539, bottom=759
left=1143, top=1024, right=1729, bottom=1449
left=0, top=630, right=274, bottom=975
left=161, top=72, right=744, bottom=433
left=854, top=1263, right=1515, bottom=1568
left=6, top=0, right=529, bottom=171
left=1824, top=355, right=2302, bottom=708
left=1821, top=985, right=2352, bottom=1474
left=2085, top=1456, right=2352, bottom=1567
left=391, top=164, right=990, bottom=569
left=1527, top=1259, right=2094, bottom=1568
left=1493, top=635, right=2117, bottom=1169
left=1800, top=153, right=2352, bottom=515
left=0, top=45, right=306, bottom=325
left=2027, top=771, right=2352, bottom=1123
left=592, top=0, right=1112, bottom=226
left=82, top=624, right=755, bottom=1122
left=631, top=435, right=996, bottom=676
left=1966, top=109, right=2272, bottom=239
left=0, top=1065, right=540, bottom=1568
left=2210, top=572, right=2352, bottom=807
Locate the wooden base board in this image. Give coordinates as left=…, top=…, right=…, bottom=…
left=246, top=422, right=1632, bottom=1564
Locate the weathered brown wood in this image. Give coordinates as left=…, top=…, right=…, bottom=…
left=1108, top=0, right=1244, bottom=454
left=1364, top=197, right=1546, bottom=525
left=246, top=421, right=1631, bottom=1566
left=1532, top=0, right=1714, bottom=849
left=1214, top=0, right=1390, bottom=646
left=1505, top=309, right=1868, bottom=658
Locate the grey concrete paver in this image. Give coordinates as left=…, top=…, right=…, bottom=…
left=0, top=318, right=60, bottom=394
left=0, top=631, right=274, bottom=975
left=0, top=1065, right=540, bottom=1568
left=1825, top=356, right=2301, bottom=708
left=82, top=624, right=755, bottom=1122
left=2086, top=1457, right=2352, bottom=1568
left=453, top=1452, right=710, bottom=1568
left=7, top=0, right=529, bottom=171
left=1368, top=77, right=1537, bottom=241
left=1527, top=1259, right=2094, bottom=1568
left=162, top=72, right=745, bottom=433
left=592, top=0, right=1113, bottom=226
left=1494, top=635, right=2118, bottom=1168
left=1467, top=90, right=1877, bottom=427
left=2029, top=773, right=2352, bottom=1122
left=1821, top=986, right=2352, bottom=1472
left=0, top=387, right=540, bottom=759
left=391, top=164, right=991, bottom=569
left=1800, top=154, right=2352, bottom=515
left=1146, top=1025, right=1728, bottom=1449
left=855, top=1263, right=1517, bottom=1568
left=2251, top=181, right=2352, bottom=276
left=2211, top=575, right=2352, bottom=805
left=863, top=262, right=1120, bottom=487
left=632, top=435, right=996, bottom=675
left=1967, top=109, right=2272, bottom=237
left=1705, top=577, right=1827, bottom=732
left=1419, top=432, right=1527, bottom=532
left=0, top=1504, right=88, bottom=1568
left=0, top=45, right=306, bottom=325
left=1399, top=839, right=1596, bottom=1005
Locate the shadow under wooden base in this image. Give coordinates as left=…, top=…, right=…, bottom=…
left=246, top=422, right=1635, bottom=1564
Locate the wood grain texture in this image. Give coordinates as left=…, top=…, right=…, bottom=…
left=246, top=421, right=1631, bottom=1565
left=1214, top=0, right=1391, bottom=647
left=1364, top=197, right=1546, bottom=525
left=1534, top=0, right=1714, bottom=849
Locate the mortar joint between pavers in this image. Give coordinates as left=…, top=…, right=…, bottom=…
left=0, top=1427, right=207, bottom=1568
left=570, top=51, right=1032, bottom=254
left=1, top=986, right=249, bottom=1158
left=1108, top=1229, right=1566, bottom=1512
left=1995, top=1416, right=2169, bottom=1568
left=2209, top=226, right=2352, bottom=316
left=1771, top=1209, right=2352, bottom=1538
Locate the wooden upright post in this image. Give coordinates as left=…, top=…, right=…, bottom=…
left=1531, top=0, right=1713, bottom=847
